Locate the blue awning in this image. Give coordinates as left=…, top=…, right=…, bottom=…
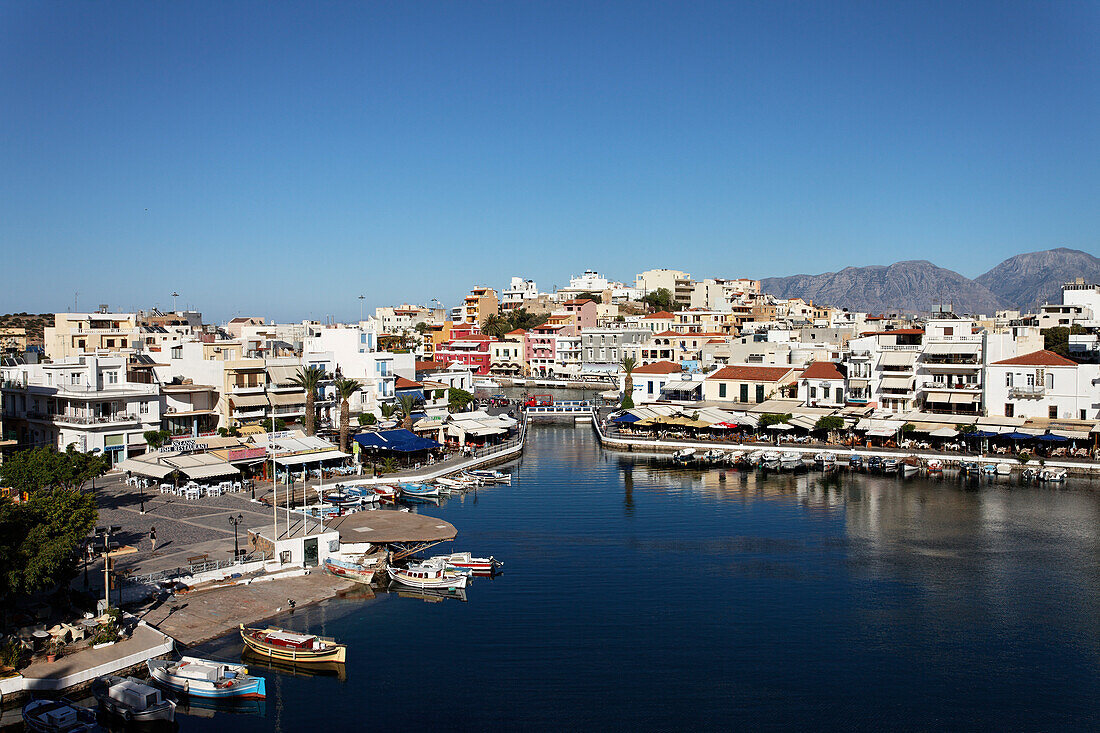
left=1038, top=432, right=1068, bottom=442
left=354, top=429, right=442, bottom=452
left=968, top=431, right=998, bottom=438
left=611, top=413, right=642, bottom=424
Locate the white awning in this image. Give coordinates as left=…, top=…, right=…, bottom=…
left=880, top=351, right=917, bottom=366
left=269, top=391, right=307, bottom=406
left=949, top=393, right=980, bottom=404
left=846, top=379, right=869, bottom=388
left=930, top=427, right=958, bottom=437
left=266, top=365, right=300, bottom=384
left=866, top=427, right=897, bottom=437
left=116, top=458, right=175, bottom=479
left=880, top=376, right=914, bottom=390
left=274, top=449, right=351, bottom=466
left=924, top=342, right=980, bottom=355
left=924, top=390, right=953, bottom=402
left=180, top=462, right=241, bottom=479
left=789, top=415, right=819, bottom=430
left=661, top=380, right=703, bottom=392
left=767, top=423, right=793, bottom=431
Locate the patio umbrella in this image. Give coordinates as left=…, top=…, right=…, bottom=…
left=767, top=423, right=794, bottom=431
left=610, top=413, right=641, bottom=424
left=1039, top=432, right=1068, bottom=442
left=967, top=430, right=998, bottom=438
left=1001, top=431, right=1034, bottom=440
left=711, top=422, right=741, bottom=430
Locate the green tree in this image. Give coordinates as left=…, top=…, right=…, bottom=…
left=288, top=365, right=327, bottom=436
left=379, top=402, right=397, bottom=419
left=448, top=387, right=475, bottom=413
left=573, top=292, right=602, bottom=304
left=143, top=429, right=170, bottom=449
left=357, top=413, right=377, bottom=426
left=814, top=415, right=845, bottom=433
left=759, top=413, right=793, bottom=428
left=619, top=356, right=637, bottom=409
left=506, top=309, right=549, bottom=332
left=480, top=313, right=511, bottom=339
left=956, top=423, right=978, bottom=434
left=0, top=446, right=109, bottom=496
left=642, top=288, right=678, bottom=312
left=397, top=393, right=423, bottom=431
left=334, top=378, right=363, bottom=453
left=0, top=489, right=98, bottom=601
left=1041, top=325, right=1085, bottom=358
left=261, top=417, right=287, bottom=432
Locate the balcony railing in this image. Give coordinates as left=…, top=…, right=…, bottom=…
left=1009, top=385, right=1046, bottom=398
left=53, top=413, right=139, bottom=425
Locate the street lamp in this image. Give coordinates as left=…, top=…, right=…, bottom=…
left=358, top=295, right=365, bottom=322
left=138, top=477, right=146, bottom=514
left=229, top=513, right=244, bottom=562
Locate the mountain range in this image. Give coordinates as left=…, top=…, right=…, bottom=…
left=760, top=248, right=1100, bottom=316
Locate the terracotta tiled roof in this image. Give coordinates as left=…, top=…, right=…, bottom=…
left=415, top=360, right=445, bottom=371
left=506, top=329, right=527, bottom=335
left=800, top=360, right=845, bottom=380
left=992, top=349, right=1077, bottom=367
left=643, top=311, right=674, bottom=319
left=707, top=365, right=794, bottom=382
left=859, top=328, right=924, bottom=336
left=395, top=376, right=422, bottom=389
left=631, top=361, right=682, bottom=375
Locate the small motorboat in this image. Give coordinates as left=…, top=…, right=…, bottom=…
left=1039, top=468, right=1067, bottom=483
left=21, top=699, right=102, bottom=733
left=323, top=555, right=383, bottom=585
left=761, top=451, right=781, bottom=469
left=867, top=455, right=884, bottom=472
left=800, top=454, right=817, bottom=468
left=848, top=454, right=863, bottom=470
left=1021, top=466, right=1039, bottom=481
left=322, top=490, right=361, bottom=508
left=960, top=461, right=980, bottom=476
left=882, top=457, right=900, bottom=473
left=147, top=656, right=266, bottom=699
left=926, top=458, right=943, bottom=473
left=779, top=451, right=801, bottom=470
left=672, top=448, right=697, bottom=464
left=371, top=484, right=400, bottom=500
left=746, top=450, right=765, bottom=467
left=240, top=625, right=347, bottom=665
left=701, top=449, right=725, bottom=464
left=814, top=452, right=837, bottom=469
left=995, top=463, right=1012, bottom=476
left=980, top=464, right=998, bottom=477
left=428, top=552, right=503, bottom=575
left=92, top=675, right=176, bottom=724
left=437, top=475, right=478, bottom=490
left=344, top=486, right=380, bottom=503
left=400, top=482, right=441, bottom=498
left=901, top=456, right=922, bottom=477
left=387, top=558, right=468, bottom=590
left=725, top=450, right=745, bottom=466
left=467, top=469, right=512, bottom=484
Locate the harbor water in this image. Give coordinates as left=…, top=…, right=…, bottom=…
left=183, top=424, right=1100, bottom=731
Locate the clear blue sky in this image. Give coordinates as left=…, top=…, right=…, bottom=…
left=2, top=1, right=1097, bottom=322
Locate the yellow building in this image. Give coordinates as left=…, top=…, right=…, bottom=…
left=44, top=312, right=141, bottom=359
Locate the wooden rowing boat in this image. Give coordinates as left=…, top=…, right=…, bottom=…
left=239, top=625, right=347, bottom=665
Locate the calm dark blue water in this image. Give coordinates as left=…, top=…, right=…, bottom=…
left=183, top=425, right=1100, bottom=732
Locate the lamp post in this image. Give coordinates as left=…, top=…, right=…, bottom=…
left=229, top=513, right=244, bottom=562
left=358, top=295, right=365, bottom=323
left=139, top=477, right=146, bottom=514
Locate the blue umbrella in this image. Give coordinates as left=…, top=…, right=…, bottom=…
left=1001, top=431, right=1034, bottom=440
left=611, top=413, right=641, bottom=424
left=1038, top=432, right=1068, bottom=442
left=969, top=430, right=998, bottom=438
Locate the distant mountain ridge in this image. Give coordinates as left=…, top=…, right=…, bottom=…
left=760, top=248, right=1099, bottom=315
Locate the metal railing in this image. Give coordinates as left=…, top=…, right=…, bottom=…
left=127, top=551, right=273, bottom=586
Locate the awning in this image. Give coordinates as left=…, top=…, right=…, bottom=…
left=949, top=393, right=979, bottom=404
left=923, top=390, right=953, bottom=402
left=611, top=412, right=642, bottom=424
left=846, top=379, right=869, bottom=389
left=880, top=351, right=917, bottom=366
left=230, top=394, right=268, bottom=408
left=1050, top=429, right=1089, bottom=440
left=880, top=376, right=914, bottom=390
left=866, top=427, right=897, bottom=437
left=269, top=391, right=307, bottom=406
left=179, top=462, right=241, bottom=479
left=924, top=343, right=980, bottom=355
left=275, top=449, right=351, bottom=466
left=661, top=380, right=702, bottom=393
left=266, top=365, right=300, bottom=385
left=767, top=423, right=793, bottom=431
left=929, top=427, right=958, bottom=438
left=115, top=457, right=175, bottom=479
left=789, top=415, right=819, bottom=430
left=239, top=424, right=266, bottom=436
left=355, top=429, right=441, bottom=452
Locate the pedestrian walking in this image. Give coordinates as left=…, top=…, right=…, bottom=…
left=149, top=526, right=157, bottom=553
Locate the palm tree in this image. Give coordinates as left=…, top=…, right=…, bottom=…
left=397, top=393, right=422, bottom=431
left=619, top=356, right=638, bottom=409
left=481, top=313, right=509, bottom=339
left=333, top=378, right=363, bottom=453
left=289, top=365, right=327, bottom=436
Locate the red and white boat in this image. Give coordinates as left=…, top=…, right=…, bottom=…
left=428, top=552, right=502, bottom=575
left=371, top=484, right=400, bottom=500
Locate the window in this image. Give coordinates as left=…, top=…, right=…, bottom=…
left=740, top=384, right=749, bottom=402
left=755, top=385, right=765, bottom=403
left=1026, top=373, right=1035, bottom=387
left=719, top=383, right=727, bottom=398
left=1046, top=374, right=1054, bottom=389
left=647, top=381, right=653, bottom=395
left=71, top=372, right=81, bottom=385
left=107, top=371, right=119, bottom=384
left=106, top=339, right=114, bottom=347
left=1004, top=403, right=1014, bottom=417
left=823, top=386, right=830, bottom=400
left=46, top=373, right=52, bottom=385
left=943, top=327, right=954, bottom=336
left=1005, top=373, right=1013, bottom=387
left=139, top=402, right=149, bottom=415
left=1048, top=406, right=1058, bottom=419
left=809, top=386, right=817, bottom=399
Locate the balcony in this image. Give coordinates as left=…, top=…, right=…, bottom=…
left=1008, top=385, right=1046, bottom=399
left=53, top=413, right=139, bottom=426
left=231, top=384, right=266, bottom=394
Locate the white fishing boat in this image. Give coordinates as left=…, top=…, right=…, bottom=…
left=746, top=450, right=765, bottom=467
left=92, top=675, right=176, bottom=724
left=427, top=552, right=502, bottom=574
left=467, top=469, right=512, bottom=484
left=1039, top=468, right=1067, bottom=483
left=761, top=451, right=781, bottom=469
left=925, top=458, right=943, bottom=473
left=726, top=450, right=745, bottom=466
left=882, top=457, right=900, bottom=473
left=901, top=456, right=922, bottom=477
left=387, top=558, right=469, bottom=590
left=995, top=463, right=1012, bottom=476
left=814, top=452, right=837, bottom=468
left=473, top=378, right=502, bottom=390
left=779, top=451, right=801, bottom=470
left=21, top=699, right=101, bottom=733
left=147, top=656, right=266, bottom=699
left=701, top=449, right=725, bottom=463
left=672, top=447, right=696, bottom=463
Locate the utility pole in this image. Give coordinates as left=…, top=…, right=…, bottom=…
left=172, top=291, right=179, bottom=313
left=358, top=295, right=365, bottom=323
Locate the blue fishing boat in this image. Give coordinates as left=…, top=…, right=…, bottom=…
left=848, top=454, right=864, bottom=470
left=147, top=657, right=266, bottom=699
left=400, top=482, right=441, bottom=498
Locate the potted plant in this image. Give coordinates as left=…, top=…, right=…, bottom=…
left=45, top=638, right=64, bottom=663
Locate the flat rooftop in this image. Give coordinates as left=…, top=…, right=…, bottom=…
left=251, top=508, right=456, bottom=545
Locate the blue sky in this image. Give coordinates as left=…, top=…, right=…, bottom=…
left=1, top=1, right=1097, bottom=322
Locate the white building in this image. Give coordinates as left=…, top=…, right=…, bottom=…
left=303, top=326, right=415, bottom=419
left=501, top=277, right=540, bottom=311
left=985, top=350, right=1100, bottom=420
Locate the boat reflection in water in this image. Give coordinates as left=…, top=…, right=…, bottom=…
left=389, top=585, right=468, bottom=603
left=173, top=695, right=267, bottom=719
left=240, top=649, right=348, bottom=682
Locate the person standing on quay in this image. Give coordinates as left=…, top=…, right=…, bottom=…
left=150, top=526, right=157, bottom=553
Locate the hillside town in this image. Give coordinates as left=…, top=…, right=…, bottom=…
left=3, top=268, right=1100, bottom=467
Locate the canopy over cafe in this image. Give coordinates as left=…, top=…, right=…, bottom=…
left=261, top=431, right=352, bottom=482
left=116, top=435, right=255, bottom=484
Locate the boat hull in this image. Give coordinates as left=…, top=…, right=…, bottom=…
left=387, top=567, right=468, bottom=590
left=239, top=627, right=347, bottom=665
left=323, top=558, right=379, bottom=585
left=148, top=666, right=266, bottom=700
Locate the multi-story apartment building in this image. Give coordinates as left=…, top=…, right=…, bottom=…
left=2, top=354, right=162, bottom=462
left=0, top=328, right=28, bottom=353
left=500, top=277, right=540, bottom=312
left=525, top=324, right=563, bottom=378
left=489, top=331, right=527, bottom=377
left=635, top=269, right=693, bottom=308
left=460, top=287, right=499, bottom=326
left=844, top=328, right=923, bottom=411
left=44, top=312, right=142, bottom=360
left=303, top=325, right=413, bottom=419
left=703, top=365, right=799, bottom=405
left=799, top=360, right=847, bottom=408
left=916, top=317, right=983, bottom=417
left=985, top=350, right=1100, bottom=420
left=435, top=331, right=492, bottom=376
left=580, top=327, right=651, bottom=376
